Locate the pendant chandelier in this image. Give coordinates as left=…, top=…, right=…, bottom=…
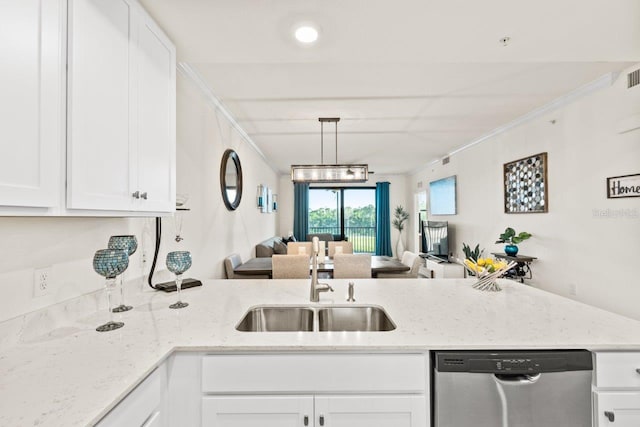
left=291, top=117, right=369, bottom=183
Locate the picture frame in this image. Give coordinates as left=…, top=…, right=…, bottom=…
left=503, top=152, right=548, bottom=214
left=607, top=173, right=640, bottom=199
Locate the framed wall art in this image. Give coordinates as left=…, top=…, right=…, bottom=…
left=607, top=173, right=640, bottom=198
left=503, top=152, right=548, bottom=214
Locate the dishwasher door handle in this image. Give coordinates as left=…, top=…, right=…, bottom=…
left=494, top=373, right=542, bottom=384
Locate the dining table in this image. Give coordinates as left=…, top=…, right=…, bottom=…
left=233, top=255, right=410, bottom=278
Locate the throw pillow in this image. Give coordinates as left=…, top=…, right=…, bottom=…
left=282, top=235, right=297, bottom=243
left=273, top=241, right=287, bottom=255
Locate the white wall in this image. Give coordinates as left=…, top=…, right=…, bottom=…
left=0, top=73, right=278, bottom=323
left=278, top=173, right=409, bottom=257
left=171, top=74, right=279, bottom=279
left=410, top=66, right=640, bottom=320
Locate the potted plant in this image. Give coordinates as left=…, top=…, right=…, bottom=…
left=495, top=227, right=532, bottom=256
left=392, top=205, right=409, bottom=259
left=462, top=243, right=483, bottom=275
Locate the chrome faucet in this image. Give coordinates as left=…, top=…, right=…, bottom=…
left=310, top=237, right=334, bottom=302
left=347, top=282, right=356, bottom=302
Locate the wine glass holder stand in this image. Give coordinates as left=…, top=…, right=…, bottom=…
left=148, top=212, right=202, bottom=293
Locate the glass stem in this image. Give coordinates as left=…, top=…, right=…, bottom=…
left=106, top=277, right=116, bottom=323
left=119, top=274, right=125, bottom=307
left=176, top=273, right=183, bottom=302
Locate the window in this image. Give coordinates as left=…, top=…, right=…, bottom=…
left=308, top=188, right=376, bottom=253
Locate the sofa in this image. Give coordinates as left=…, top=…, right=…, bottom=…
left=255, top=236, right=288, bottom=257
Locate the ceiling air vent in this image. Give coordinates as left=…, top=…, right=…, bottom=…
left=628, top=69, right=640, bottom=89
left=442, top=156, right=450, bottom=165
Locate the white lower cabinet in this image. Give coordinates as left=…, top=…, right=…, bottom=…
left=595, top=392, right=640, bottom=426
left=593, top=352, right=640, bottom=426
left=202, top=395, right=426, bottom=427
left=98, top=352, right=429, bottom=427
left=315, top=395, right=426, bottom=427
left=97, top=366, right=166, bottom=427
left=202, top=396, right=314, bottom=426
left=198, top=353, right=428, bottom=427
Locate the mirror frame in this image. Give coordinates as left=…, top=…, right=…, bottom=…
left=220, top=149, right=243, bottom=211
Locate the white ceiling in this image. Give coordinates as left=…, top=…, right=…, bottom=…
left=141, top=0, right=640, bottom=174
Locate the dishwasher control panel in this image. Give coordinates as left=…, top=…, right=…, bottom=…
left=469, top=357, right=564, bottom=373
left=435, top=350, right=593, bottom=374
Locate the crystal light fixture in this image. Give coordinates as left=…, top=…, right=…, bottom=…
left=291, top=118, right=369, bottom=183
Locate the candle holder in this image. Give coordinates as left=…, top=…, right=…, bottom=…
left=166, top=251, right=192, bottom=309
left=107, top=235, right=137, bottom=312
left=93, top=249, right=129, bottom=332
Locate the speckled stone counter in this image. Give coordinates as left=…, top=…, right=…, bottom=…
left=1, top=278, right=640, bottom=426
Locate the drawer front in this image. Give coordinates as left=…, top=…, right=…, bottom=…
left=595, top=352, right=640, bottom=388
left=594, top=391, right=640, bottom=426
left=202, top=354, right=427, bottom=394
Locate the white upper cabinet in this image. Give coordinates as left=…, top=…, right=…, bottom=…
left=134, top=14, right=176, bottom=213
left=67, top=0, right=175, bottom=213
left=67, top=0, right=134, bottom=211
left=0, top=0, right=64, bottom=209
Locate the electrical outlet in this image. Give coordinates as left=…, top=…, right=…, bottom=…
left=569, top=283, right=577, bottom=296
left=33, top=267, right=51, bottom=297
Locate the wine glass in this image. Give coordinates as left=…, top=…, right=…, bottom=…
left=166, top=251, right=192, bottom=309
left=93, top=249, right=129, bottom=332
left=107, top=235, right=138, bottom=312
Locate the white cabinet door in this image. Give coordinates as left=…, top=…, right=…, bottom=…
left=97, top=367, right=164, bottom=427
left=0, top=0, right=63, bottom=208
left=67, top=0, right=134, bottom=211
left=315, top=395, right=427, bottom=427
left=595, top=392, right=640, bottom=426
left=134, top=13, right=175, bottom=212
left=202, top=396, right=314, bottom=427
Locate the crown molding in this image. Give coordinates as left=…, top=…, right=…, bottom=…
left=177, top=62, right=278, bottom=174
left=409, top=71, right=619, bottom=176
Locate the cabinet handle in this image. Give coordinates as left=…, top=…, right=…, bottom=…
left=604, top=411, right=615, bottom=422
left=319, top=415, right=325, bottom=426
left=140, top=192, right=148, bottom=200
left=303, top=415, right=308, bottom=426
left=132, top=191, right=140, bottom=199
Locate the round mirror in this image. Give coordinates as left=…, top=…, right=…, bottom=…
left=220, top=149, right=243, bottom=210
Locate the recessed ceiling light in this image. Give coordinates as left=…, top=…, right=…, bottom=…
left=294, top=25, right=319, bottom=44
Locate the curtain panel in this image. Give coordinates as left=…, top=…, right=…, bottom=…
left=375, top=181, right=392, bottom=256
left=293, top=182, right=309, bottom=241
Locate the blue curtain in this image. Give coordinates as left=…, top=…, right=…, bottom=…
left=293, top=182, right=309, bottom=241
left=375, top=182, right=392, bottom=256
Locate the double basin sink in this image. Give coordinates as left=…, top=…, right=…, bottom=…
left=236, top=304, right=396, bottom=332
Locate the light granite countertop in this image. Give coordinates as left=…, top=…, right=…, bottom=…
left=1, top=278, right=640, bottom=426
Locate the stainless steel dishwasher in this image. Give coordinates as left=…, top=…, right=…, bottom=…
left=433, top=350, right=593, bottom=427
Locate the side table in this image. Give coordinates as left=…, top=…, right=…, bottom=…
left=491, top=253, right=537, bottom=283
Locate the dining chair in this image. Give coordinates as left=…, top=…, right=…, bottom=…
left=333, top=254, right=372, bottom=279
left=224, top=253, right=243, bottom=279
left=328, top=241, right=353, bottom=257
left=377, top=251, right=422, bottom=278
left=272, top=254, right=310, bottom=279
left=287, top=241, right=313, bottom=256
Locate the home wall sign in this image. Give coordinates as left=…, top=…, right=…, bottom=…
left=503, top=152, right=548, bottom=214
left=607, top=173, right=640, bottom=198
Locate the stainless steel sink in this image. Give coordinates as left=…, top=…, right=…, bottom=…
left=236, top=304, right=395, bottom=332
left=236, top=306, right=314, bottom=332
left=318, top=305, right=396, bottom=332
